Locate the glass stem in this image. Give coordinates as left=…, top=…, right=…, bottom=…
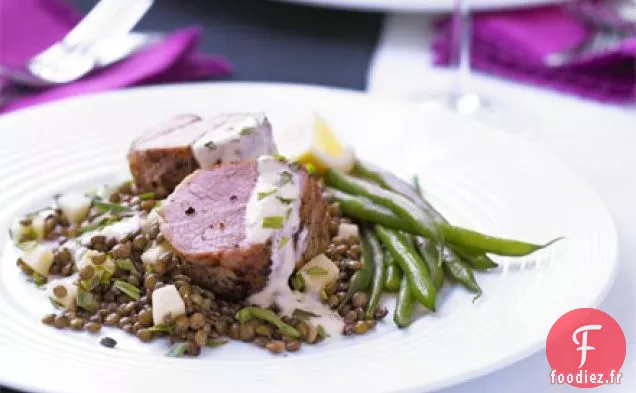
left=452, top=0, right=479, bottom=113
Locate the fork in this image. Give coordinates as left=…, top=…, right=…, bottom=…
left=0, top=0, right=154, bottom=88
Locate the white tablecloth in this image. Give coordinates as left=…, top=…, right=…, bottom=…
left=366, top=13, right=636, bottom=393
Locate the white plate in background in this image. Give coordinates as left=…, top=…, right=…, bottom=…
left=269, top=0, right=569, bottom=13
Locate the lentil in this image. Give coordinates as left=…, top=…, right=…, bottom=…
left=85, top=322, right=101, bottom=333
left=351, top=292, right=369, bottom=308
left=136, top=329, right=154, bottom=342
left=266, top=340, right=285, bottom=354
left=100, top=337, right=117, bottom=348
left=41, top=314, right=56, bottom=326
left=54, top=315, right=69, bottom=329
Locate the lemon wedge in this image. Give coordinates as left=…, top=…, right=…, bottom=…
left=276, top=112, right=355, bottom=173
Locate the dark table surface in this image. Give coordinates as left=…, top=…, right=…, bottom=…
left=1, top=1, right=382, bottom=392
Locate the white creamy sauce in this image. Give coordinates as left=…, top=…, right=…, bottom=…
left=97, top=215, right=142, bottom=241
left=246, top=156, right=343, bottom=335
left=192, top=113, right=278, bottom=169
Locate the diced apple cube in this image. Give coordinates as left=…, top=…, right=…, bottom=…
left=57, top=192, right=91, bottom=224
left=152, top=284, right=185, bottom=325
left=337, top=223, right=359, bottom=239
left=299, top=253, right=339, bottom=294
left=20, top=245, right=54, bottom=276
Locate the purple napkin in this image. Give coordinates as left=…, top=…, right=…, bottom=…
left=0, top=0, right=232, bottom=113
left=432, top=5, right=636, bottom=103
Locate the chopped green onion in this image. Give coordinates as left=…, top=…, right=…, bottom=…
left=257, top=189, right=277, bottom=200
left=204, top=141, right=216, bottom=150
left=289, top=161, right=302, bottom=171
left=49, top=298, right=64, bottom=309
left=207, top=338, right=229, bottom=348
left=17, top=240, right=38, bottom=251
left=32, top=272, right=46, bottom=288
left=277, top=171, right=293, bottom=186
left=278, top=236, right=289, bottom=249
left=286, top=208, right=292, bottom=220
left=113, top=280, right=140, bottom=300
left=239, top=127, right=255, bottom=136
left=93, top=201, right=129, bottom=214
left=80, top=274, right=101, bottom=291
left=146, top=324, right=173, bottom=334
left=316, top=325, right=329, bottom=339
left=306, top=266, right=328, bottom=276
left=276, top=197, right=293, bottom=205
left=139, top=192, right=156, bottom=201
left=115, top=258, right=137, bottom=273
left=262, top=216, right=284, bottom=229
left=166, top=342, right=188, bottom=357
left=291, top=273, right=305, bottom=292
left=78, top=216, right=119, bottom=235
left=305, top=162, right=318, bottom=175
left=77, top=289, right=99, bottom=312
left=292, top=309, right=319, bottom=320
left=273, top=154, right=287, bottom=162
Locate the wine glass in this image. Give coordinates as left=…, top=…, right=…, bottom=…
left=417, top=0, right=535, bottom=136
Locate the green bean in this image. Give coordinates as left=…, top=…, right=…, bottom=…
left=412, top=236, right=445, bottom=290
left=340, top=228, right=375, bottom=309
left=453, top=248, right=499, bottom=271
left=394, top=274, right=415, bottom=328
left=442, top=249, right=482, bottom=298
left=327, top=183, right=559, bottom=257
left=325, top=169, right=443, bottom=244
left=235, top=307, right=301, bottom=338
left=353, top=160, right=444, bottom=220
left=327, top=188, right=418, bottom=231
left=362, top=228, right=385, bottom=319
left=375, top=226, right=437, bottom=311
left=383, top=249, right=402, bottom=292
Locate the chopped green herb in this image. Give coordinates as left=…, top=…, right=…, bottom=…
left=93, top=201, right=129, bottom=214
left=291, top=273, right=305, bottom=292
left=292, top=309, right=320, bottom=320
left=32, top=272, right=46, bottom=288
left=80, top=274, right=101, bottom=291
left=166, top=342, right=188, bottom=357
left=204, top=141, right=216, bottom=150
left=276, top=197, right=294, bottom=205
left=305, top=266, right=328, bottom=276
left=262, top=216, right=284, bottom=229
left=320, top=289, right=329, bottom=302
left=316, top=325, right=330, bottom=339
left=305, top=162, right=318, bottom=175
left=116, top=258, right=137, bottom=273
left=239, top=127, right=255, bottom=136
left=289, top=161, right=302, bottom=171
left=77, top=289, right=99, bottom=312
left=273, top=154, right=287, bottom=162
left=49, top=297, right=64, bottom=309
left=78, top=216, right=119, bottom=235
left=17, top=240, right=38, bottom=251
left=207, top=338, right=229, bottom=348
left=286, top=208, right=292, bottom=220
left=277, top=171, right=293, bottom=186
left=145, top=264, right=154, bottom=274
left=113, top=280, right=140, bottom=300
left=257, top=189, right=277, bottom=200
left=278, top=236, right=289, bottom=249
left=146, top=324, right=173, bottom=334
left=139, top=192, right=156, bottom=201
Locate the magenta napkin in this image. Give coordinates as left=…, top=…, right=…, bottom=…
left=0, top=0, right=232, bottom=113
left=432, top=5, right=636, bottom=103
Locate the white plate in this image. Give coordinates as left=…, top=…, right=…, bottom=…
left=268, top=0, right=569, bottom=12
left=0, top=83, right=618, bottom=393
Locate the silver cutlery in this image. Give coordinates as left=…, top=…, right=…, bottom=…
left=0, top=0, right=154, bottom=88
